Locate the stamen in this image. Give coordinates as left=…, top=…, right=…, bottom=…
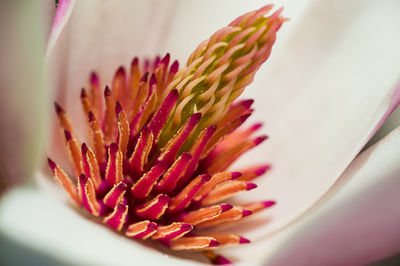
left=128, top=127, right=154, bottom=177
left=168, top=174, right=211, bottom=213
left=126, top=220, right=158, bottom=239
left=179, top=204, right=232, bottom=225
left=168, top=236, right=220, bottom=251
left=157, top=113, right=201, bottom=165
left=103, top=182, right=127, bottom=208
left=116, top=102, right=130, bottom=156
left=134, top=194, right=169, bottom=220
left=152, top=222, right=193, bottom=241
left=155, top=152, right=192, bottom=194
left=88, top=111, right=106, bottom=165
left=105, top=143, right=124, bottom=186
left=103, top=203, right=128, bottom=231
left=196, top=207, right=251, bottom=229
left=47, top=158, right=80, bottom=204
left=241, top=200, right=276, bottom=214
left=64, top=130, right=82, bottom=177
left=131, top=163, right=167, bottom=200
left=77, top=174, right=101, bottom=216
left=236, top=164, right=270, bottom=182
left=104, top=86, right=116, bottom=142
left=81, top=143, right=101, bottom=189
left=194, top=172, right=241, bottom=202
left=200, top=180, right=257, bottom=206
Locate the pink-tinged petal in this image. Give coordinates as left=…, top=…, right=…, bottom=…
left=47, top=0, right=74, bottom=50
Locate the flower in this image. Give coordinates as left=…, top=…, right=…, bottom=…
left=1, top=1, right=400, bottom=265
left=47, top=6, right=284, bottom=263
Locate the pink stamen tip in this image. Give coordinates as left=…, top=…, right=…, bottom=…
left=239, top=237, right=251, bottom=244
left=231, top=172, right=242, bottom=179
left=246, top=183, right=257, bottom=190
left=207, top=125, right=217, bottom=134
left=90, top=72, right=99, bottom=86
left=242, top=99, right=254, bottom=109
left=170, top=60, right=179, bottom=73
left=110, top=143, right=118, bottom=153
left=64, top=130, right=72, bottom=141
left=47, top=158, right=56, bottom=171
left=80, top=88, right=87, bottom=98
left=115, top=101, right=123, bottom=115
left=159, top=194, right=170, bottom=203
left=242, top=209, right=252, bottom=217
left=255, top=165, right=271, bottom=176
left=250, top=123, right=263, bottom=131
left=220, top=204, right=233, bottom=212
left=104, top=86, right=111, bottom=97
left=131, top=57, right=138, bottom=66
left=88, top=111, right=95, bottom=122
left=81, top=143, right=88, bottom=155
left=140, top=72, right=149, bottom=82
left=181, top=152, right=193, bottom=160
left=116, top=66, right=125, bottom=76
left=209, top=240, right=220, bottom=248
left=54, top=102, right=64, bottom=114
left=213, top=255, right=232, bottom=265
left=192, top=112, right=202, bottom=123
left=161, top=53, right=170, bottom=65
left=254, top=135, right=268, bottom=145
left=79, top=174, right=88, bottom=184
left=240, top=113, right=251, bottom=123
left=181, top=223, right=193, bottom=231
left=202, top=174, right=212, bottom=182
left=262, top=200, right=276, bottom=208
left=150, top=73, right=157, bottom=87
left=148, top=222, right=158, bottom=230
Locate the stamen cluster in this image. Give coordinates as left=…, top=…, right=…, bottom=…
left=47, top=5, right=284, bottom=264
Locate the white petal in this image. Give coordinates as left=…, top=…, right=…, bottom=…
left=0, top=185, right=206, bottom=266
left=264, top=126, right=400, bottom=265
left=219, top=127, right=400, bottom=264
left=0, top=1, right=47, bottom=190
left=45, top=0, right=179, bottom=163
left=160, top=0, right=314, bottom=63
left=46, top=0, right=177, bottom=110
left=228, top=0, right=400, bottom=236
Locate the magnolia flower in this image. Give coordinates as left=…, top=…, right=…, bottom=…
left=1, top=0, right=400, bottom=265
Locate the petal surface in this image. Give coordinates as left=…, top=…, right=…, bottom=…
left=0, top=1, right=47, bottom=192
left=231, top=126, right=400, bottom=265
left=228, top=0, right=400, bottom=236
left=0, top=186, right=206, bottom=266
